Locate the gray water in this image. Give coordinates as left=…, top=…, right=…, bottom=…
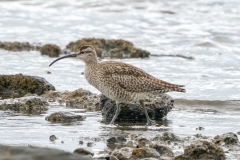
left=0, top=0, right=240, bottom=158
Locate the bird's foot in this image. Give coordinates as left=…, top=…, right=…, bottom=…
left=109, top=121, right=118, bottom=126
left=146, top=119, right=156, bottom=126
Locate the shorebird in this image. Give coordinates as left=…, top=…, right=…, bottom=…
left=49, top=45, right=185, bottom=125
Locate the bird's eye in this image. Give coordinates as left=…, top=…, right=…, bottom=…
left=80, top=51, right=84, bottom=54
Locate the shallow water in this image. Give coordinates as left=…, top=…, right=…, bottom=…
left=0, top=0, right=240, bottom=158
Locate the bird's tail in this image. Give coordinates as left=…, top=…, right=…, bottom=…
left=161, top=81, right=186, bottom=93
left=171, top=85, right=186, bottom=92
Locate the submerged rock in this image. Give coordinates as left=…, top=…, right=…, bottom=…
left=73, top=148, right=94, bottom=156
left=213, top=132, right=239, bottom=145
left=131, top=147, right=160, bottom=159
left=49, top=135, right=57, bottom=141
left=194, top=42, right=216, bottom=48
left=0, top=96, right=48, bottom=114
left=112, top=147, right=134, bottom=160
left=136, top=136, right=151, bottom=147
left=0, top=74, right=55, bottom=99
left=0, top=144, right=93, bottom=160
left=45, top=111, right=85, bottom=123
left=42, top=89, right=100, bottom=110
left=62, top=89, right=100, bottom=111
left=40, top=44, right=61, bottom=57
left=160, top=132, right=180, bottom=142
left=100, top=94, right=173, bottom=122
left=149, top=144, right=174, bottom=157
left=174, top=141, right=226, bottom=160
left=0, top=41, right=41, bottom=51
left=107, top=136, right=127, bottom=144
left=66, top=38, right=150, bottom=58
left=107, top=136, right=127, bottom=149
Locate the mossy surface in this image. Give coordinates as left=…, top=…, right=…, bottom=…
left=213, top=132, right=239, bottom=145
left=0, top=74, right=55, bottom=99
left=66, top=38, right=150, bottom=58
left=174, top=141, right=226, bottom=160
left=40, top=44, right=61, bottom=57
left=131, top=147, right=160, bottom=158
left=0, top=41, right=41, bottom=51
left=45, top=111, right=85, bottom=123
left=0, top=96, right=49, bottom=115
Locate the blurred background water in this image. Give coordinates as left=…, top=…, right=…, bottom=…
left=0, top=0, right=240, bottom=157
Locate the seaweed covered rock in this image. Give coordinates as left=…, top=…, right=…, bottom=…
left=42, top=89, right=100, bottom=111
left=0, top=41, right=40, bottom=51
left=62, top=88, right=100, bottom=111
left=100, top=94, right=173, bottom=122
left=131, top=147, right=160, bottom=159
left=0, top=144, right=93, bottom=160
left=107, top=136, right=127, bottom=149
left=213, top=132, right=239, bottom=145
left=0, top=96, right=48, bottom=114
left=149, top=144, right=174, bottom=157
left=73, top=148, right=94, bottom=156
left=174, top=141, right=225, bottom=160
left=112, top=147, right=133, bottom=160
left=40, top=44, right=61, bottom=57
left=0, top=74, right=55, bottom=99
left=45, top=111, right=85, bottom=123
left=159, top=132, right=180, bottom=142
left=66, top=38, right=150, bottom=58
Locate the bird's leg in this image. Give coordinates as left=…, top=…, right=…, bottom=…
left=110, top=101, right=121, bottom=125
left=139, top=100, right=155, bottom=125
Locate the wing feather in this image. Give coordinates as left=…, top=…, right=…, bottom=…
left=99, top=61, right=185, bottom=92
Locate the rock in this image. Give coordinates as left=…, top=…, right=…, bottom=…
left=160, top=132, right=180, bottom=142
left=62, top=89, right=100, bottom=111
left=100, top=94, right=173, bottom=122
left=0, top=74, right=55, bottom=99
left=65, top=38, right=150, bottom=58
left=0, top=96, right=48, bottom=114
left=107, top=136, right=127, bottom=144
left=136, top=137, right=151, bottom=147
left=0, top=41, right=41, bottom=51
left=73, top=148, right=94, bottom=156
left=149, top=144, right=174, bottom=157
left=173, top=141, right=226, bottom=160
left=112, top=147, right=133, bottom=160
left=49, top=135, right=57, bottom=141
left=87, top=142, right=95, bottom=147
left=40, top=44, right=61, bottom=57
left=126, top=141, right=134, bottom=148
left=196, top=126, right=204, bottom=130
left=131, top=147, right=160, bottom=159
left=107, top=136, right=126, bottom=149
left=213, top=132, right=239, bottom=145
left=43, top=89, right=100, bottom=110
left=194, top=42, right=216, bottom=48
left=45, top=111, right=85, bottom=123
left=42, top=90, right=62, bottom=103
left=0, top=144, right=93, bottom=160
left=173, top=155, right=194, bottom=160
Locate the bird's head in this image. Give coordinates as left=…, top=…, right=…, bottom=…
left=49, top=45, right=98, bottom=67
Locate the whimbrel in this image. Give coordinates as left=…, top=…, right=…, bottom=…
left=49, top=45, right=185, bottom=125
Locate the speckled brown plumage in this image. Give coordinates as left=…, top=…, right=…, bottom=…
left=50, top=45, right=185, bottom=125
left=83, top=55, right=185, bottom=103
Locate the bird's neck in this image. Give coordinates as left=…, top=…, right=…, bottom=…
left=84, top=58, right=98, bottom=86
left=84, top=58, right=98, bottom=70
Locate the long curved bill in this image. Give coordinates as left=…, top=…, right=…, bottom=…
left=49, top=54, right=77, bottom=67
